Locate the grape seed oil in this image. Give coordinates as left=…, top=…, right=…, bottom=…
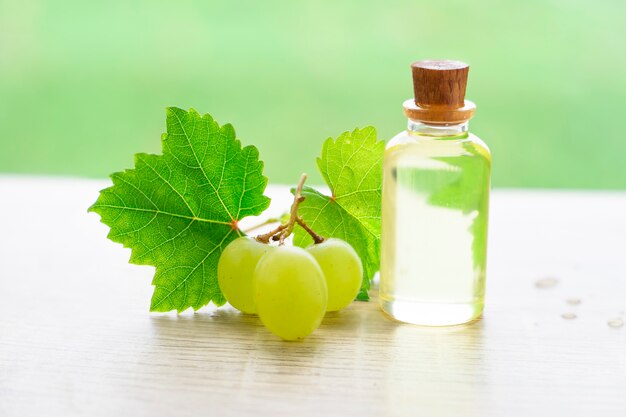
left=379, top=60, right=491, bottom=326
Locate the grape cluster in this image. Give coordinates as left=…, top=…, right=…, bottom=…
left=218, top=236, right=362, bottom=341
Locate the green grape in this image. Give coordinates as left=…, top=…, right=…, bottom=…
left=306, top=238, right=363, bottom=312
left=218, top=237, right=271, bottom=314
left=254, top=246, right=328, bottom=340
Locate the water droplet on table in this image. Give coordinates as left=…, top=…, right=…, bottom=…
left=607, top=318, right=624, bottom=329
left=566, top=298, right=581, bottom=305
left=535, top=277, right=558, bottom=289
left=561, top=313, right=577, bottom=320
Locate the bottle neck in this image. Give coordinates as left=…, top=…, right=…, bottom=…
left=407, top=119, right=469, bottom=138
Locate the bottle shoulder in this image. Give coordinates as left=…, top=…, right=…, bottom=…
left=386, top=130, right=491, bottom=163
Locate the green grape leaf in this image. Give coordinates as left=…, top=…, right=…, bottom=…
left=89, top=108, right=270, bottom=312
left=294, top=127, right=385, bottom=300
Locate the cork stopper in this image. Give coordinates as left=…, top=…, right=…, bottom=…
left=403, top=59, right=476, bottom=124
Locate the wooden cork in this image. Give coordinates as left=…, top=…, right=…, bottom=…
left=403, top=59, right=476, bottom=124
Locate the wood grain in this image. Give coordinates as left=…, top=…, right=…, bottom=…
left=1, top=177, right=625, bottom=417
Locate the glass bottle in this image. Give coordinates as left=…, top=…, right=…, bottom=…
left=379, top=60, right=491, bottom=326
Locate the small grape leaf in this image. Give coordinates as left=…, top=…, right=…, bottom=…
left=89, top=108, right=270, bottom=312
left=293, top=127, right=384, bottom=300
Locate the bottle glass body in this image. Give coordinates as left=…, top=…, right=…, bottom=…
left=379, top=119, right=491, bottom=326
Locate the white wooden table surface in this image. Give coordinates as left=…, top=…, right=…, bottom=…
left=0, top=176, right=625, bottom=417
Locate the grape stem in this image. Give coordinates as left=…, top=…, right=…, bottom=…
left=254, top=173, right=325, bottom=245
left=296, top=216, right=325, bottom=244
left=278, top=173, right=308, bottom=245
left=255, top=224, right=287, bottom=244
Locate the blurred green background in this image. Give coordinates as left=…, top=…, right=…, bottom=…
left=1, top=0, right=625, bottom=188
